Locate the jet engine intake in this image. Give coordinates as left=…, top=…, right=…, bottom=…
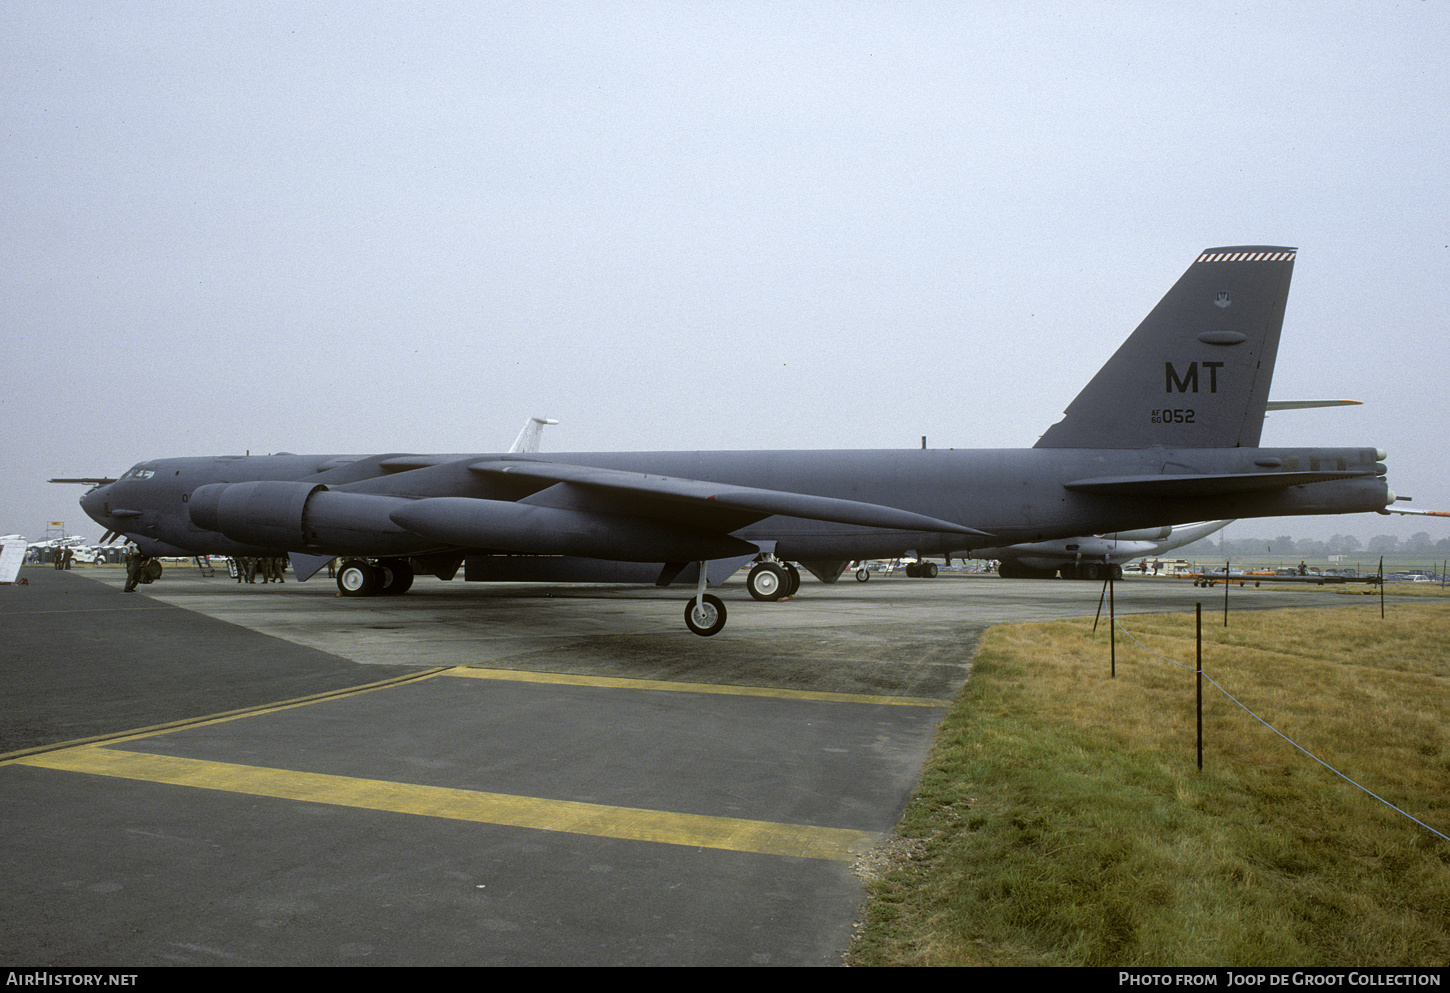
left=188, top=481, right=324, bottom=549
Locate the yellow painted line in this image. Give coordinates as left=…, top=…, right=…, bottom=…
left=17, top=747, right=877, bottom=862
left=0, top=668, right=451, bottom=763
left=447, top=666, right=952, bottom=707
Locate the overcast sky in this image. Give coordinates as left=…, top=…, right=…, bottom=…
left=4, top=2, right=1447, bottom=544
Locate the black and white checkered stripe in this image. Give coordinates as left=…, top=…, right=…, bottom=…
left=1195, top=250, right=1296, bottom=262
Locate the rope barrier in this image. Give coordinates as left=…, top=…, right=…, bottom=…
left=1111, top=616, right=1449, bottom=843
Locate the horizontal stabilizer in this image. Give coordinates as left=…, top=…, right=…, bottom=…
left=469, top=458, right=989, bottom=537
left=1265, top=399, right=1361, bottom=411
left=49, top=476, right=118, bottom=486
left=1065, top=470, right=1377, bottom=499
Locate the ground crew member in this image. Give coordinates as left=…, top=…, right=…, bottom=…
left=123, top=544, right=152, bottom=593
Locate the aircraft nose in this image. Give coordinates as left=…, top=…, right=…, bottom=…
left=80, top=485, right=108, bottom=522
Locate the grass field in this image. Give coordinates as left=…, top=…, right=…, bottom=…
left=849, top=602, right=1450, bottom=967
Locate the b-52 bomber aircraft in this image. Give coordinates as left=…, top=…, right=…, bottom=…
left=72, top=247, right=1396, bottom=635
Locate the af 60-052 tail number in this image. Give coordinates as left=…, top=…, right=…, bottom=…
left=1152, top=408, right=1196, bottom=424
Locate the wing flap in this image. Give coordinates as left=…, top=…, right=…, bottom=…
left=1065, top=470, right=1377, bottom=499
left=468, top=459, right=988, bottom=537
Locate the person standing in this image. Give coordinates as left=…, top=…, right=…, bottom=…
left=123, top=544, right=152, bottom=593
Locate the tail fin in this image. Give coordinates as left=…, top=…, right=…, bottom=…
left=509, top=416, right=558, bottom=454
left=1035, top=247, right=1296, bottom=449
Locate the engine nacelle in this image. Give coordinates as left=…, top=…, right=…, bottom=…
left=189, top=481, right=439, bottom=555
left=188, top=481, right=322, bottom=549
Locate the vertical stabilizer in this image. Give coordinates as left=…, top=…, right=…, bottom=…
left=1035, top=247, right=1295, bottom=449
left=509, top=417, right=559, bottom=454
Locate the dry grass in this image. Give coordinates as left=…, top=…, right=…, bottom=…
left=850, top=603, right=1450, bottom=967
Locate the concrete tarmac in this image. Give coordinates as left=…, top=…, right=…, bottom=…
left=0, top=565, right=1379, bottom=965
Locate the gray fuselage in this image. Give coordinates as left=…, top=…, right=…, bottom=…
left=82, top=445, right=1390, bottom=562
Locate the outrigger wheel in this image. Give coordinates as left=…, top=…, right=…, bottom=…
left=684, top=594, right=727, bottom=636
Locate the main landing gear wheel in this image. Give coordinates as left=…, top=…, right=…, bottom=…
left=855, top=568, right=870, bottom=582
left=684, top=594, right=727, bottom=636
left=783, top=562, right=801, bottom=596
left=746, top=562, right=789, bottom=601
left=337, top=559, right=378, bottom=597
left=376, top=558, right=414, bottom=595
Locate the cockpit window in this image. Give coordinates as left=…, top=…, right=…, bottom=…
left=121, top=467, right=155, bottom=480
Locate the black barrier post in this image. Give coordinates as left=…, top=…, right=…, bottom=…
left=1109, top=573, right=1116, bottom=678
left=1379, top=555, right=1385, bottom=619
left=1196, top=602, right=1204, bottom=772
left=1223, top=559, right=1230, bottom=627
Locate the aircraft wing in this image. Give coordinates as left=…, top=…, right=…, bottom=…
left=376, top=456, right=461, bottom=472
left=1065, top=470, right=1378, bottom=499
left=468, top=458, right=989, bottom=537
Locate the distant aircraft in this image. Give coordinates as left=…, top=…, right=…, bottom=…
left=510, top=417, right=559, bottom=455
left=1379, top=506, right=1450, bottom=519
left=65, top=247, right=1397, bottom=634
left=971, top=519, right=1232, bottom=580
left=0, top=536, right=27, bottom=584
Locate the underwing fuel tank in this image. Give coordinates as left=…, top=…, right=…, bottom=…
left=1098, top=526, right=1173, bottom=542
left=389, top=497, right=758, bottom=562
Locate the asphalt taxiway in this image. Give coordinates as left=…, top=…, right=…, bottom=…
left=0, top=566, right=1375, bottom=965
